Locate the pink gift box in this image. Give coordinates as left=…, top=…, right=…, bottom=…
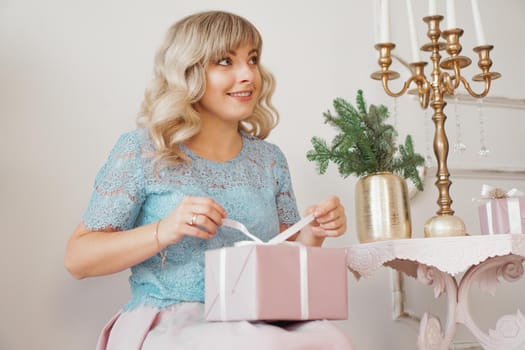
left=478, top=196, right=525, bottom=234
left=204, top=244, right=348, bottom=321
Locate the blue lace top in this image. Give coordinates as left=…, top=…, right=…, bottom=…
left=83, top=128, right=301, bottom=310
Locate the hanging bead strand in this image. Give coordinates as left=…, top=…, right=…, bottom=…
left=477, top=99, right=490, bottom=157
left=453, top=96, right=467, bottom=154
left=392, top=97, right=399, bottom=131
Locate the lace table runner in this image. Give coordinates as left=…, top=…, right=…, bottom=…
left=346, top=234, right=525, bottom=279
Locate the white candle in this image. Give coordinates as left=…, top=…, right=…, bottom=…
left=374, top=0, right=380, bottom=43
left=428, top=0, right=437, bottom=15
left=406, top=0, right=421, bottom=61
left=446, top=0, right=456, bottom=29
left=380, top=0, right=390, bottom=42
left=471, top=0, right=486, bottom=45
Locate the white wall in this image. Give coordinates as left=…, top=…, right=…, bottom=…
left=1, top=1, right=524, bottom=349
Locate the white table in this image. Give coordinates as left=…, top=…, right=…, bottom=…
left=346, top=234, right=525, bottom=350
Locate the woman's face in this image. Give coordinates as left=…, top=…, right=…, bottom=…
left=195, top=44, right=262, bottom=126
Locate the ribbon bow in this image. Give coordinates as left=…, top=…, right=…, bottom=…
left=222, top=213, right=315, bottom=246
left=480, top=184, right=524, bottom=199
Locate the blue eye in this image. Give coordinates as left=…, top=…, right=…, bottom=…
left=217, top=58, right=231, bottom=66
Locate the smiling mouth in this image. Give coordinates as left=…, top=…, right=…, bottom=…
left=227, top=91, right=252, bottom=97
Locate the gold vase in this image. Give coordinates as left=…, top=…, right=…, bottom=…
left=355, top=172, right=412, bottom=243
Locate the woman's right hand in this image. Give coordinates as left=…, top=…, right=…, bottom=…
left=65, top=196, right=227, bottom=279
left=157, top=196, right=228, bottom=247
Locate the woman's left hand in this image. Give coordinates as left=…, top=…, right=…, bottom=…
left=307, top=195, right=347, bottom=238
left=290, top=195, right=347, bottom=246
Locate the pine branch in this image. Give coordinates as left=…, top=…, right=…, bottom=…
left=392, top=135, right=425, bottom=191
left=356, top=89, right=367, bottom=116
left=307, top=90, right=426, bottom=190
left=306, top=137, right=331, bottom=174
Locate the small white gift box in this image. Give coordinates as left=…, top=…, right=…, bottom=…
left=477, top=184, right=525, bottom=234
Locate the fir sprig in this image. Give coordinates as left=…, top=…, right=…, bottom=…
left=306, top=90, right=425, bottom=191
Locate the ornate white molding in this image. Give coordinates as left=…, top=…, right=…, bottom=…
left=456, top=255, right=525, bottom=350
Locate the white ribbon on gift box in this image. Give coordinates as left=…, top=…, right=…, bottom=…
left=217, top=214, right=315, bottom=321
left=222, top=213, right=315, bottom=245
left=479, top=184, right=524, bottom=234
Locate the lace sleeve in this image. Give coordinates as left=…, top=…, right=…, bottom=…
left=83, top=131, right=146, bottom=231
left=272, top=145, right=301, bottom=225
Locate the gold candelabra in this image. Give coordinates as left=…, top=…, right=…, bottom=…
left=371, top=15, right=501, bottom=238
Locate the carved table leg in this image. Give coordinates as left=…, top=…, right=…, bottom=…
left=456, top=254, right=525, bottom=350
left=416, top=264, right=459, bottom=350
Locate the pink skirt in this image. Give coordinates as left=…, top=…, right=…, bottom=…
left=97, top=302, right=354, bottom=350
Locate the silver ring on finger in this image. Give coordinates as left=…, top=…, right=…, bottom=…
left=189, top=214, right=199, bottom=226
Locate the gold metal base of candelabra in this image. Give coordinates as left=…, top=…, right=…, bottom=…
left=424, top=214, right=466, bottom=238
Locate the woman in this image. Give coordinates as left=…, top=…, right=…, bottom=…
left=65, top=10, right=354, bottom=350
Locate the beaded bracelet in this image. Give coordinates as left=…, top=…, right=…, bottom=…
left=154, top=220, right=167, bottom=268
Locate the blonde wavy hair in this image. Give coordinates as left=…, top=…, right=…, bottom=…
left=137, top=10, right=279, bottom=166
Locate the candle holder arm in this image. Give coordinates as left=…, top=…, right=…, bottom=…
left=460, top=75, right=492, bottom=98
left=380, top=73, right=431, bottom=109
left=450, top=62, right=462, bottom=90
left=442, top=71, right=459, bottom=95
left=380, top=74, right=412, bottom=98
